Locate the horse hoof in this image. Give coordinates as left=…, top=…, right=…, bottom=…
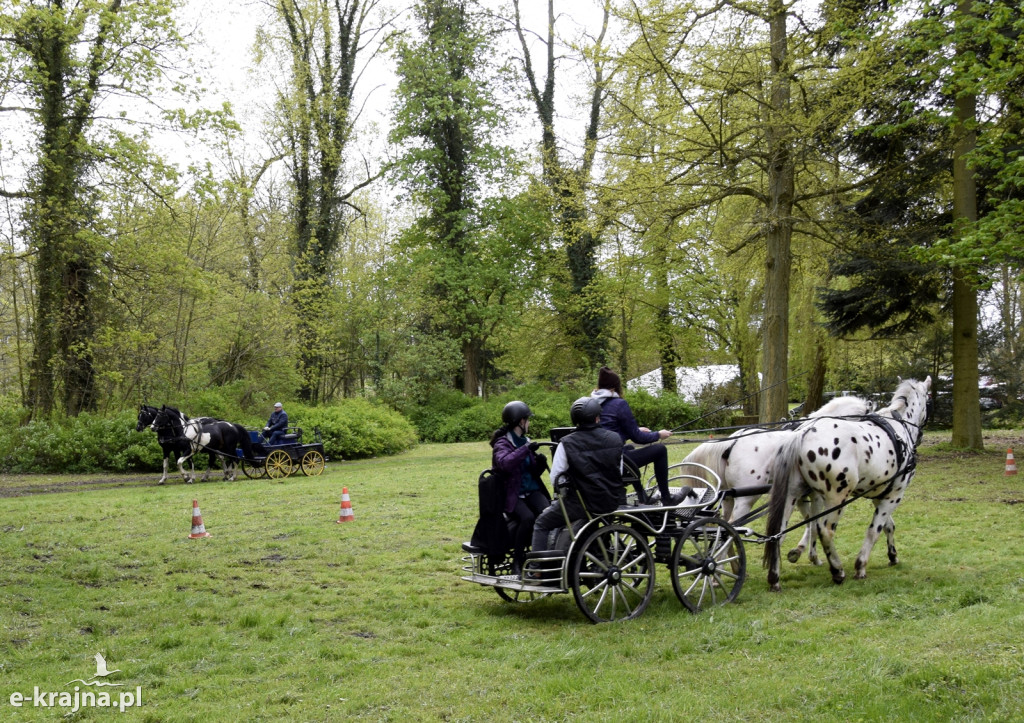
left=786, top=549, right=801, bottom=563
left=769, top=583, right=781, bottom=593
left=832, top=574, right=845, bottom=585
left=854, top=570, right=866, bottom=580
left=888, top=556, right=899, bottom=566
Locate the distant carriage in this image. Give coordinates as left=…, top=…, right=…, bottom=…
left=140, top=405, right=327, bottom=483
left=238, top=427, right=327, bottom=479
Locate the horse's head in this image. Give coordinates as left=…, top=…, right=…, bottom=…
left=153, top=406, right=184, bottom=436
left=136, top=405, right=157, bottom=432
left=884, top=377, right=932, bottom=429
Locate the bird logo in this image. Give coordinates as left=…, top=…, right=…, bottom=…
left=66, top=653, right=123, bottom=687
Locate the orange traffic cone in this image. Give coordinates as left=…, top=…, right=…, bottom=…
left=336, top=487, right=355, bottom=523
left=189, top=499, right=212, bottom=538
left=1006, top=449, right=1017, bottom=476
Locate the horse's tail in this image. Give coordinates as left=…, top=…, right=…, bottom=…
left=763, top=435, right=802, bottom=569
left=235, top=424, right=254, bottom=459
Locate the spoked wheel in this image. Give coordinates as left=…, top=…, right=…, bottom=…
left=570, top=524, right=655, bottom=624
left=300, top=450, right=325, bottom=476
left=671, top=517, right=746, bottom=613
left=265, top=449, right=293, bottom=479
left=241, top=459, right=266, bottom=479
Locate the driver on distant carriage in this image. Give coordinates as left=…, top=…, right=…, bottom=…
left=263, top=402, right=288, bottom=446
left=529, top=397, right=625, bottom=556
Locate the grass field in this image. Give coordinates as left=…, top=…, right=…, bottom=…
left=2, top=430, right=1023, bottom=721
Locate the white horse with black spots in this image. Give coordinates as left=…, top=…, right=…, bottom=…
left=763, top=377, right=931, bottom=591
left=682, top=394, right=875, bottom=565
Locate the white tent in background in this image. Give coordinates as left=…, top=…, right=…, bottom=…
left=627, top=365, right=746, bottom=403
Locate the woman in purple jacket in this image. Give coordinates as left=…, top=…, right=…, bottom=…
left=489, top=401, right=550, bottom=576
left=591, top=367, right=679, bottom=506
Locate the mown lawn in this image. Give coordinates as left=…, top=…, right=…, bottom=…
left=1, top=430, right=1023, bottom=721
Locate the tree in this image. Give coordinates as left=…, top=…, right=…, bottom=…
left=511, top=0, right=614, bottom=370
left=262, top=0, right=391, bottom=403
left=390, top=0, right=543, bottom=395
left=0, top=0, right=190, bottom=416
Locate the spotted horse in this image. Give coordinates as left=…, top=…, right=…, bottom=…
left=763, top=377, right=931, bottom=591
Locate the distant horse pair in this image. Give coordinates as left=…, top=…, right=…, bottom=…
left=137, top=405, right=254, bottom=484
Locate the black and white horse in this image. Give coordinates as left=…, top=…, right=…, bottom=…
left=152, top=405, right=255, bottom=483
left=764, top=377, right=931, bottom=591
left=137, top=404, right=208, bottom=484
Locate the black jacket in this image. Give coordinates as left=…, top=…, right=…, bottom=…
left=561, top=425, right=624, bottom=515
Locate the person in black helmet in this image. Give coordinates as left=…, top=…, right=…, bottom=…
left=489, top=400, right=551, bottom=577
left=529, top=397, right=625, bottom=555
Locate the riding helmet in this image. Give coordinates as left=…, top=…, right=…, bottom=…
left=570, top=396, right=603, bottom=427
left=501, top=400, right=532, bottom=428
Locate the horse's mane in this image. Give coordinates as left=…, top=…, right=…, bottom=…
left=811, top=394, right=873, bottom=417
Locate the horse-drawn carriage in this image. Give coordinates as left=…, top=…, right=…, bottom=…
left=461, top=377, right=932, bottom=623
left=239, top=427, right=327, bottom=479
left=138, top=405, right=327, bottom=483
left=462, top=450, right=755, bottom=623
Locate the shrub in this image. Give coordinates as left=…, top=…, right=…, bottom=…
left=0, top=410, right=164, bottom=474
left=289, top=400, right=418, bottom=460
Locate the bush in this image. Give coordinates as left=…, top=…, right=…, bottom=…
left=0, top=410, right=164, bottom=474
left=289, top=400, right=418, bottom=460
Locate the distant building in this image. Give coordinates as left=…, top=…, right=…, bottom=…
left=627, top=365, right=749, bottom=403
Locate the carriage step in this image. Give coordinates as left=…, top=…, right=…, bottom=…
left=461, top=541, right=486, bottom=555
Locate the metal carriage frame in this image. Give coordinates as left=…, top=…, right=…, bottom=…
left=461, top=451, right=759, bottom=624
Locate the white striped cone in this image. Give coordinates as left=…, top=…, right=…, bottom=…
left=1006, top=449, right=1018, bottom=476
left=336, top=487, right=355, bottom=523
left=189, top=499, right=212, bottom=538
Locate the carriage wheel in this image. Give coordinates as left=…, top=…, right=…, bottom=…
left=241, top=459, right=266, bottom=479
left=671, top=517, right=746, bottom=613
left=300, top=450, right=325, bottom=476
left=265, top=450, right=293, bottom=479
left=570, top=524, right=654, bottom=624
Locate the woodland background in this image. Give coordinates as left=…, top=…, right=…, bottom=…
left=1, top=0, right=1022, bottom=456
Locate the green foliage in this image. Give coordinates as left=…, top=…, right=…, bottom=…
left=291, top=400, right=418, bottom=459
left=0, top=410, right=163, bottom=474
left=621, top=389, right=701, bottom=432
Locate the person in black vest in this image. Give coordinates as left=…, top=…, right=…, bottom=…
left=530, top=397, right=624, bottom=554
left=489, top=401, right=550, bottom=577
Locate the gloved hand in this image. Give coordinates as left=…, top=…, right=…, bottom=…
left=535, top=453, right=549, bottom=474
left=263, top=426, right=270, bottom=432
left=528, top=441, right=540, bottom=452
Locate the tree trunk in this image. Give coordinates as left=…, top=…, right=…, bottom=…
left=803, top=340, right=827, bottom=415
left=759, top=0, right=794, bottom=423
left=949, top=68, right=983, bottom=450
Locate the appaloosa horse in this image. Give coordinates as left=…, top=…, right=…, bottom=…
left=681, top=394, right=875, bottom=564
left=763, top=377, right=931, bottom=591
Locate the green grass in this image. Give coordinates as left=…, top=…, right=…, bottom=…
left=1, top=431, right=1023, bottom=721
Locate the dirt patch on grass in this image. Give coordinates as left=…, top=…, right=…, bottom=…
left=0, top=474, right=190, bottom=498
